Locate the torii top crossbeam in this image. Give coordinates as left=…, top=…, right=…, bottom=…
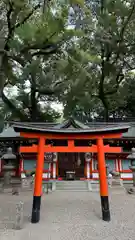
left=12, top=118, right=130, bottom=224
left=12, top=118, right=129, bottom=139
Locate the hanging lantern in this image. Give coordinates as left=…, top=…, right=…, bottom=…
left=85, top=152, right=91, bottom=162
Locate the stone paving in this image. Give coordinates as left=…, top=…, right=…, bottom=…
left=0, top=189, right=135, bottom=240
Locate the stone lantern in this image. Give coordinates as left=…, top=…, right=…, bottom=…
left=1, top=147, right=21, bottom=194
left=109, top=170, right=123, bottom=189
left=2, top=147, right=16, bottom=185
left=127, top=148, right=135, bottom=189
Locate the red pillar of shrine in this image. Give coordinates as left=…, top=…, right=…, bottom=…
left=97, top=138, right=110, bottom=221
left=31, top=136, right=45, bottom=223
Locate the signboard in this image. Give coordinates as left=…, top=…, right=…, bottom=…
left=44, top=152, right=53, bottom=163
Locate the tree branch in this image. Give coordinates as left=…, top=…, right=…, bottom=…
left=105, top=72, right=124, bottom=96
left=123, top=60, right=135, bottom=70
left=43, top=0, right=48, bottom=14
left=99, top=43, right=105, bottom=97
left=21, top=41, right=57, bottom=54
left=5, top=3, right=41, bottom=51
left=1, top=82, right=29, bottom=121
left=91, top=94, right=99, bottom=98
left=12, top=3, right=41, bottom=30
left=114, top=3, right=135, bottom=63
left=5, top=1, right=13, bottom=50
left=116, top=73, right=124, bottom=84
left=8, top=55, right=25, bottom=67
left=99, top=0, right=105, bottom=98
left=36, top=88, right=55, bottom=95
left=32, top=48, right=59, bottom=57
left=37, top=81, right=63, bottom=95
left=6, top=1, right=13, bottom=34
left=119, top=3, right=135, bottom=41
left=0, top=50, right=25, bottom=67
left=20, top=30, right=58, bottom=55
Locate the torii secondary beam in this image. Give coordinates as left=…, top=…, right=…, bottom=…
left=20, top=144, right=122, bottom=153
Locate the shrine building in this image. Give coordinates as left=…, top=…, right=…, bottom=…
left=0, top=118, right=134, bottom=182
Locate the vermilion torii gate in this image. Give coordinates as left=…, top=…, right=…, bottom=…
left=13, top=121, right=129, bottom=224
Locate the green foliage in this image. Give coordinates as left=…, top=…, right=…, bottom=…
left=1, top=0, right=135, bottom=122
left=57, top=0, right=135, bottom=120
left=0, top=0, right=80, bottom=122
left=70, top=0, right=84, bottom=7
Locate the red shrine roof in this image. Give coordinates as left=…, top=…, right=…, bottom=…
left=12, top=118, right=130, bottom=135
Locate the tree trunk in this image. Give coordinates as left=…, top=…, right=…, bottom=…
left=0, top=54, right=7, bottom=98
left=104, top=107, right=109, bottom=122
left=100, top=96, right=109, bottom=122
left=30, top=83, right=38, bottom=121
left=0, top=70, right=5, bottom=98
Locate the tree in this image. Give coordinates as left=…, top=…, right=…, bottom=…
left=0, top=0, right=83, bottom=121
left=58, top=0, right=135, bottom=121
left=115, top=73, right=135, bottom=118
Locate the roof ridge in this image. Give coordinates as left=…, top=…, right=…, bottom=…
left=53, top=117, right=89, bottom=129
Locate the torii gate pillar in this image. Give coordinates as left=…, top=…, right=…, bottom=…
left=31, top=136, right=45, bottom=223
left=97, top=138, right=110, bottom=221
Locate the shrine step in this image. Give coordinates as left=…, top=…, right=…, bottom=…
left=56, top=181, right=90, bottom=191
left=91, top=183, right=125, bottom=192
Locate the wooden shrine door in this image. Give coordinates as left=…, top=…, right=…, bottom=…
left=58, top=153, right=85, bottom=179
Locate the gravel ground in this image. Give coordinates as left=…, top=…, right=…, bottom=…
left=0, top=189, right=135, bottom=240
